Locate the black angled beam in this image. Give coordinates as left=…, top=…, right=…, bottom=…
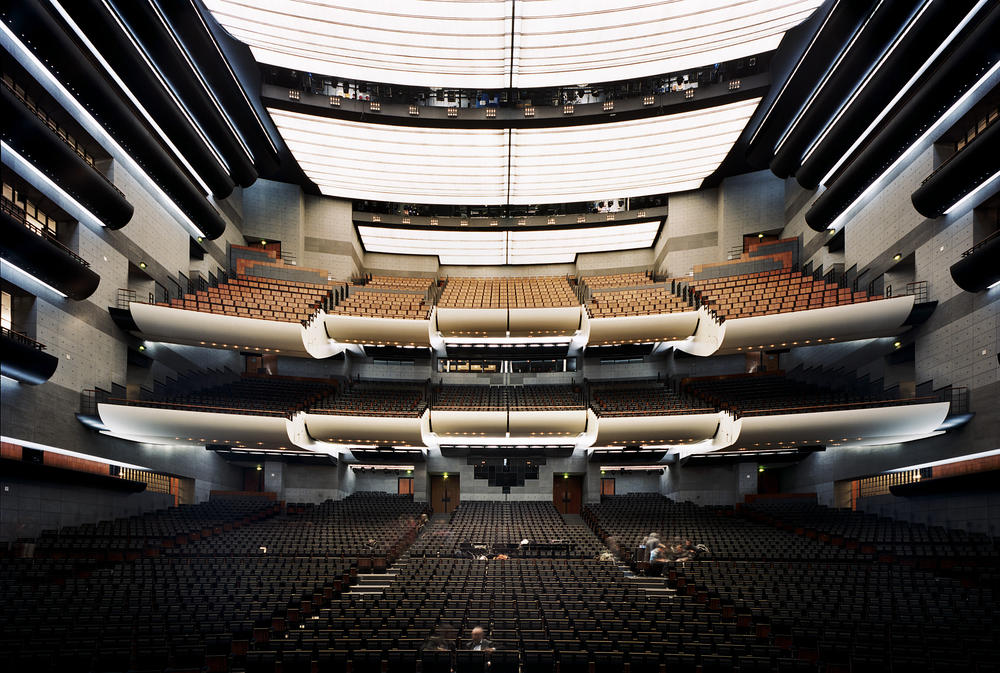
left=744, top=0, right=872, bottom=169
left=52, top=0, right=236, bottom=199
left=156, top=0, right=280, bottom=176
left=108, top=0, right=257, bottom=187
left=795, top=0, right=984, bottom=190
left=1, top=0, right=228, bottom=238
left=805, top=4, right=1000, bottom=232
left=769, top=0, right=925, bottom=179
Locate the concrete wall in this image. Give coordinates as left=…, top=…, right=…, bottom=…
left=0, top=477, right=174, bottom=541
left=857, top=491, right=1000, bottom=537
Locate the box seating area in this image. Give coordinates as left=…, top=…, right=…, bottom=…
left=126, top=376, right=337, bottom=417
left=438, top=277, right=577, bottom=309
left=309, top=381, right=427, bottom=417
left=589, top=380, right=714, bottom=416
left=690, top=269, right=882, bottom=320
left=407, top=502, right=604, bottom=558
left=162, top=275, right=333, bottom=323
left=331, top=290, right=431, bottom=320
left=581, top=271, right=654, bottom=289
left=181, top=493, right=428, bottom=561
left=683, top=372, right=920, bottom=416
left=744, top=501, right=1000, bottom=579
left=587, top=286, right=691, bottom=318
left=435, top=384, right=508, bottom=411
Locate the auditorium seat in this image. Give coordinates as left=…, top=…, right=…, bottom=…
left=438, top=277, right=577, bottom=309
left=309, top=380, right=427, bottom=416
left=589, top=380, right=713, bottom=416
left=162, top=274, right=337, bottom=324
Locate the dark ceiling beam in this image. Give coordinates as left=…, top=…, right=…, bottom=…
left=795, top=0, right=983, bottom=190
left=768, top=0, right=925, bottom=179
left=107, top=0, right=257, bottom=187
left=911, top=119, right=1000, bottom=219
left=743, top=0, right=872, bottom=169
left=157, top=0, right=281, bottom=176
left=805, top=4, right=1000, bottom=232
left=52, top=0, right=236, bottom=200
left=1, top=0, right=228, bottom=239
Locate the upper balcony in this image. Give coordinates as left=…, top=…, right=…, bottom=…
left=1, top=325, right=58, bottom=385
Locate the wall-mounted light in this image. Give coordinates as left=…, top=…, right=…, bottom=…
left=138, top=261, right=147, bottom=269
left=893, top=340, right=902, bottom=349
left=256, top=464, right=262, bottom=471
left=892, top=253, right=902, bottom=261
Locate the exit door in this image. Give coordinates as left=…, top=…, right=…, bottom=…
left=553, top=474, right=583, bottom=514
left=430, top=474, right=460, bottom=514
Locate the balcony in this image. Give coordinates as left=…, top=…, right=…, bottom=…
left=0, top=326, right=59, bottom=384
left=1, top=197, right=100, bottom=300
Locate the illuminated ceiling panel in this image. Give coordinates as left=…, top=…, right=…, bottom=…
left=514, top=0, right=822, bottom=88
left=204, top=0, right=822, bottom=88
left=269, top=98, right=760, bottom=205
left=269, top=109, right=509, bottom=204
left=509, top=97, right=761, bottom=204
left=357, top=221, right=661, bottom=265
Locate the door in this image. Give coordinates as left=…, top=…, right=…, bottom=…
left=553, top=474, right=583, bottom=514
left=429, top=474, right=460, bottom=513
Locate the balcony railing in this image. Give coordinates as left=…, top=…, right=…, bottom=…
left=1, top=196, right=90, bottom=267
left=962, top=228, right=1000, bottom=258
left=1, top=325, right=46, bottom=350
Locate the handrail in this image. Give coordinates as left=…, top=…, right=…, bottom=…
left=3, top=79, right=127, bottom=199
left=1, top=325, right=47, bottom=350
left=107, top=397, right=290, bottom=418
left=962, top=228, right=1000, bottom=257
left=1, top=196, right=91, bottom=267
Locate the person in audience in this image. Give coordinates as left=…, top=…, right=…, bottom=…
left=647, top=543, right=668, bottom=576
left=641, top=531, right=661, bottom=562
left=464, top=626, right=494, bottom=651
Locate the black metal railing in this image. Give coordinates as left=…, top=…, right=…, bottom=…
left=1, top=196, right=91, bottom=267
left=962, top=228, right=1000, bottom=257
left=1, top=325, right=46, bottom=350
left=117, top=288, right=154, bottom=310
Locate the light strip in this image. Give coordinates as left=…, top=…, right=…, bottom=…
left=772, top=0, right=889, bottom=156
left=819, top=0, right=990, bottom=187
left=1, top=18, right=211, bottom=239
left=49, top=0, right=220, bottom=197
left=146, top=0, right=255, bottom=163
left=885, top=448, right=1000, bottom=473
left=187, top=0, right=278, bottom=154
left=1, top=435, right=151, bottom=470
left=747, top=0, right=841, bottom=148
left=942, top=169, right=1000, bottom=215
left=1, top=141, right=106, bottom=231
left=827, top=59, right=1000, bottom=232
left=598, top=465, right=666, bottom=471
left=0, top=258, right=69, bottom=298
left=800, top=0, right=935, bottom=164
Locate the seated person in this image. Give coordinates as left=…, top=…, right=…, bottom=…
left=463, top=626, right=493, bottom=651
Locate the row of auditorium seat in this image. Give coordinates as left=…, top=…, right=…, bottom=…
left=682, top=372, right=921, bottom=416
left=579, top=272, right=655, bottom=289
left=690, top=269, right=883, bottom=320
left=587, top=286, right=692, bottom=318
left=405, top=502, right=603, bottom=558
left=162, top=275, right=334, bottom=324
left=124, top=376, right=336, bottom=417
left=438, top=277, right=578, bottom=309
left=3, top=492, right=997, bottom=672
left=432, top=385, right=584, bottom=411
left=589, top=381, right=714, bottom=416
left=156, top=267, right=891, bottom=325
left=332, top=275, right=434, bottom=319
left=309, top=381, right=428, bottom=417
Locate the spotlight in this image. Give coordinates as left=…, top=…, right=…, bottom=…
left=893, top=253, right=902, bottom=261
